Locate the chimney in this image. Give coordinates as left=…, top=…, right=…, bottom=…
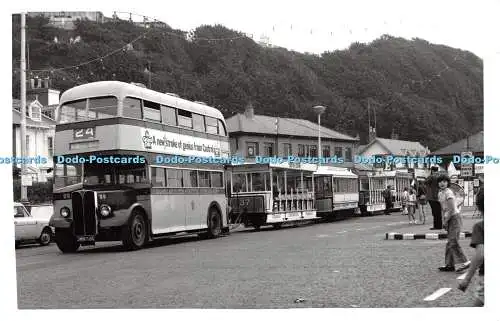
left=368, top=126, right=376, bottom=142
left=244, top=102, right=254, bottom=119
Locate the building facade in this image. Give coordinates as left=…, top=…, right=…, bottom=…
left=28, top=11, right=105, bottom=29
left=12, top=100, right=56, bottom=183
left=226, top=104, right=359, bottom=167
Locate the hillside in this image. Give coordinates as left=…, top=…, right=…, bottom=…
left=11, top=15, right=483, bottom=150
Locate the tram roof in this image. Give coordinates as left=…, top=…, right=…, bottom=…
left=313, top=166, right=358, bottom=178
left=59, top=81, right=224, bottom=120
left=229, top=161, right=318, bottom=172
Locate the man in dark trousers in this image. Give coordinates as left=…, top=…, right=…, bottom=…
left=425, top=166, right=442, bottom=229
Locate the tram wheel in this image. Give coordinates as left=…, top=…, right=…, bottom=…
left=122, top=211, right=147, bottom=250
left=55, top=229, right=80, bottom=253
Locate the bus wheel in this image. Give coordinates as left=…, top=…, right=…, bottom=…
left=55, top=229, right=79, bottom=253
left=207, top=207, right=222, bottom=238
left=122, top=211, right=147, bottom=250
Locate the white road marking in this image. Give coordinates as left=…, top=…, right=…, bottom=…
left=316, top=234, right=330, bottom=238
left=355, top=228, right=365, bottom=231
left=337, top=231, right=347, bottom=234
left=333, top=270, right=340, bottom=273
left=457, top=273, right=467, bottom=280
left=423, top=288, right=452, bottom=301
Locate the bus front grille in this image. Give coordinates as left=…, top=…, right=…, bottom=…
left=72, top=191, right=97, bottom=236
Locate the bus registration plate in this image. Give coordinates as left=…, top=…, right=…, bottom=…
left=77, top=235, right=95, bottom=242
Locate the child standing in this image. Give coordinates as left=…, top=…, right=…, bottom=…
left=458, top=187, right=484, bottom=306
left=401, top=187, right=409, bottom=215
left=417, top=184, right=427, bottom=224
left=407, top=188, right=417, bottom=224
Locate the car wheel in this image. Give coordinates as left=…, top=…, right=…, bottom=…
left=38, top=227, right=52, bottom=246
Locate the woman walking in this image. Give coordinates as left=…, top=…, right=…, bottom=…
left=407, top=188, right=417, bottom=224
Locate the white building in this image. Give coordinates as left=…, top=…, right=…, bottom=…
left=12, top=99, right=56, bottom=183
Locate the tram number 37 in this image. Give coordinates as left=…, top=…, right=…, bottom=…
left=73, top=127, right=95, bottom=140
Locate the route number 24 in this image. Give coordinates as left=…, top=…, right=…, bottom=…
left=73, top=128, right=95, bottom=139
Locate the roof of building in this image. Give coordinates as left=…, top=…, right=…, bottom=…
left=359, top=137, right=429, bottom=156
left=226, top=113, right=358, bottom=142
left=12, top=99, right=56, bottom=127
left=432, top=131, right=484, bottom=155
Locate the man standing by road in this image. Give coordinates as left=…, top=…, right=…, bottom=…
left=425, top=166, right=442, bottom=230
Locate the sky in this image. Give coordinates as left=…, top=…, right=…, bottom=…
left=5, top=0, right=500, bottom=58
left=90, top=0, right=500, bottom=58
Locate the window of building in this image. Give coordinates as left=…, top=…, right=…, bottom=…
left=345, top=147, right=352, bottom=162
left=309, top=145, right=318, bottom=157
left=142, top=100, right=161, bottom=122
left=123, top=97, right=142, bottom=118
left=283, top=143, right=292, bottom=157
left=322, top=145, right=330, bottom=158
left=30, top=105, right=41, bottom=121
left=26, top=135, right=30, bottom=155
left=334, top=147, right=343, bottom=158
left=263, top=143, right=274, bottom=156
left=298, top=144, right=305, bottom=157
left=192, top=114, right=205, bottom=132
left=177, top=109, right=193, bottom=128
left=247, top=142, right=258, bottom=157
left=47, top=137, right=53, bottom=157
left=205, top=117, right=218, bottom=135
left=161, top=105, right=177, bottom=126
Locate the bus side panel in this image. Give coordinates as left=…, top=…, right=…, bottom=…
left=150, top=194, right=186, bottom=234
left=199, top=193, right=227, bottom=228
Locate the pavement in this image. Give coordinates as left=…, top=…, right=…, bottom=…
left=384, top=207, right=480, bottom=240
left=15, top=211, right=483, bottom=309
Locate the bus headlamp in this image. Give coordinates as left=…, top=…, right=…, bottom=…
left=100, top=204, right=112, bottom=217
left=60, top=207, right=70, bottom=218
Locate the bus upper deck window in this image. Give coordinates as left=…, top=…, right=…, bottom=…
left=89, top=96, right=117, bottom=119
left=143, top=100, right=161, bottom=122
left=59, top=99, right=86, bottom=123
left=177, top=109, right=193, bottom=128
left=205, top=117, right=218, bottom=135
left=123, top=97, right=142, bottom=118
left=217, top=120, right=227, bottom=136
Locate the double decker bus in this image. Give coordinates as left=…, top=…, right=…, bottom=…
left=227, top=162, right=318, bottom=230
left=49, top=81, right=230, bottom=252
left=358, top=170, right=413, bottom=214
left=313, top=166, right=359, bottom=218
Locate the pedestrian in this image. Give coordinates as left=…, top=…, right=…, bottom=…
left=425, top=166, right=443, bottom=230
left=402, top=187, right=409, bottom=215
left=383, top=185, right=393, bottom=215
left=417, top=183, right=427, bottom=224
left=407, top=187, right=417, bottom=224
left=437, top=174, right=470, bottom=273
left=457, top=187, right=484, bottom=306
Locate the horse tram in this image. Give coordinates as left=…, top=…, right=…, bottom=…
left=358, top=170, right=413, bottom=215
left=313, top=166, right=359, bottom=220
left=227, top=162, right=318, bottom=230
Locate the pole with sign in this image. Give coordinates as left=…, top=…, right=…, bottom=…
left=460, top=151, right=474, bottom=178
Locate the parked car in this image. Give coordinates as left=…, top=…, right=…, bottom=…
left=14, top=202, right=53, bottom=248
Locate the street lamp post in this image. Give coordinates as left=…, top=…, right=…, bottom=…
left=312, top=105, right=326, bottom=158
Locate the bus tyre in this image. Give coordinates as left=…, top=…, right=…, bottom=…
left=122, top=211, right=147, bottom=250
left=38, top=227, right=52, bottom=246
left=55, top=229, right=80, bottom=253
left=207, top=207, right=222, bottom=238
